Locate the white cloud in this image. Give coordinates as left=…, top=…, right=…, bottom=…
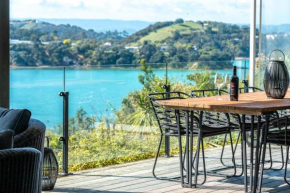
left=10, top=0, right=251, bottom=23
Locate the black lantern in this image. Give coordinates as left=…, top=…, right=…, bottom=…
left=264, top=49, right=289, bottom=99
left=42, top=137, right=59, bottom=190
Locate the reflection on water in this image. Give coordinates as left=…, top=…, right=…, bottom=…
left=10, top=66, right=248, bottom=128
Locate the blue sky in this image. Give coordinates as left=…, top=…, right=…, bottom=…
left=11, top=0, right=251, bottom=23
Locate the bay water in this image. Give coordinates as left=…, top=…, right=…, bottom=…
left=10, top=62, right=248, bottom=128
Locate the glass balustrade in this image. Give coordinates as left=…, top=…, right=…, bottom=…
left=10, top=61, right=249, bottom=172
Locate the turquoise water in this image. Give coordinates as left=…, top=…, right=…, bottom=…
left=10, top=65, right=248, bottom=128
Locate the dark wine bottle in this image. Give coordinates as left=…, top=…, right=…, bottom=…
left=230, top=66, right=239, bottom=101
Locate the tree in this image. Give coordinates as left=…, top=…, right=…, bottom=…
left=149, top=51, right=166, bottom=64
left=139, top=42, right=157, bottom=63
left=175, top=18, right=184, bottom=24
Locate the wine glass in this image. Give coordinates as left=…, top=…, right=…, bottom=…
left=224, top=74, right=231, bottom=93
left=214, top=73, right=224, bottom=100
left=224, top=74, right=231, bottom=100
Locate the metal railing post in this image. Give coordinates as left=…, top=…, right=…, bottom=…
left=242, top=80, right=249, bottom=93
left=163, top=60, right=172, bottom=157
left=59, top=67, right=72, bottom=176
left=0, top=0, right=10, bottom=108
left=59, top=91, right=70, bottom=175
left=163, top=84, right=171, bottom=157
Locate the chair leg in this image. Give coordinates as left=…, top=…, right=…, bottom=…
left=271, top=146, right=285, bottom=171
left=258, top=136, right=268, bottom=192
left=194, top=132, right=202, bottom=187
left=233, top=131, right=241, bottom=156
left=152, top=134, right=164, bottom=179
left=284, top=146, right=290, bottom=185
left=220, top=131, right=241, bottom=169
left=191, top=138, right=207, bottom=185
left=229, top=131, right=237, bottom=176
left=264, top=143, right=273, bottom=170
left=220, top=133, right=228, bottom=167
left=200, top=138, right=207, bottom=185
left=182, top=142, right=187, bottom=172
left=233, top=133, right=244, bottom=177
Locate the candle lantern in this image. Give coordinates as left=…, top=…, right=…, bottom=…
left=42, top=137, right=59, bottom=190
left=264, top=49, right=289, bottom=99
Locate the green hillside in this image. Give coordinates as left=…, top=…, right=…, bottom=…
left=10, top=20, right=127, bottom=41
left=140, top=22, right=202, bottom=43
left=10, top=19, right=252, bottom=69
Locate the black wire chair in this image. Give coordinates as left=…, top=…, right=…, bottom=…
left=148, top=92, right=202, bottom=181
left=191, top=87, right=282, bottom=178
left=190, top=89, right=237, bottom=183
left=149, top=91, right=236, bottom=185
left=259, top=116, right=290, bottom=191
left=225, top=87, right=284, bottom=174
left=239, top=86, right=263, bottom=93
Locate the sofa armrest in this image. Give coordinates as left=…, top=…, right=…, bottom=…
left=0, top=148, right=41, bottom=193
left=14, top=118, right=46, bottom=152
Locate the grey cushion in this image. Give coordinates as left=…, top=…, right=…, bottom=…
left=0, top=108, right=7, bottom=117
left=0, top=130, right=14, bottom=150
left=0, top=108, right=31, bottom=135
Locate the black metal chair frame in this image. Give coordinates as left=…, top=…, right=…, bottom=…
left=259, top=116, right=290, bottom=191
left=175, top=109, right=237, bottom=187
left=216, top=87, right=284, bottom=175
left=148, top=92, right=204, bottom=181
left=191, top=89, right=238, bottom=173
left=189, top=89, right=237, bottom=183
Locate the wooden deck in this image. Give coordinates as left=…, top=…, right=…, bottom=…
left=44, top=145, right=290, bottom=193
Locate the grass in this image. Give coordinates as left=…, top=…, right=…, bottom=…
left=140, top=21, right=202, bottom=43
left=140, top=27, right=173, bottom=43
left=21, top=23, right=37, bottom=30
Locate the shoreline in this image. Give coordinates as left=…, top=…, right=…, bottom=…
left=9, top=65, right=248, bottom=71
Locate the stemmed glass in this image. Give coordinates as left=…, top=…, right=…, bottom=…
left=214, top=73, right=224, bottom=100
left=224, top=74, right=231, bottom=100
left=224, top=74, right=231, bottom=93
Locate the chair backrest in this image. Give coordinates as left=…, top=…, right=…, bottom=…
left=239, top=87, right=263, bottom=94
left=191, top=89, right=228, bottom=98
left=264, top=116, right=290, bottom=146
left=148, top=92, right=192, bottom=132
left=190, top=89, right=229, bottom=127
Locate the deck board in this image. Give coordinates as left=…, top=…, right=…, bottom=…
left=43, top=145, right=290, bottom=193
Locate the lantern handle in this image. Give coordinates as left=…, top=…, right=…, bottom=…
left=46, top=136, right=50, bottom=147
left=269, top=49, right=285, bottom=62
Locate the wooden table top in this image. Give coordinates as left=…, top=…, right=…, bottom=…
left=157, top=91, right=290, bottom=115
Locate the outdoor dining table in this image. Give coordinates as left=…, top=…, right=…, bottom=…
left=157, top=90, right=290, bottom=193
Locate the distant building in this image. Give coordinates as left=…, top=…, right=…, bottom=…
left=125, top=46, right=139, bottom=52
left=266, top=35, right=275, bottom=40
left=10, top=39, right=63, bottom=45
left=104, top=42, right=112, bottom=46
left=10, top=39, right=32, bottom=45
left=41, top=41, right=62, bottom=45
left=160, top=46, right=168, bottom=51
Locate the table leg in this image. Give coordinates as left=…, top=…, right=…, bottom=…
left=242, top=115, right=248, bottom=192
left=250, top=115, right=254, bottom=191
left=176, top=110, right=185, bottom=186
left=189, top=111, right=194, bottom=187
left=252, top=116, right=261, bottom=193
left=257, top=115, right=269, bottom=192
left=185, top=111, right=190, bottom=185
left=194, top=111, right=203, bottom=188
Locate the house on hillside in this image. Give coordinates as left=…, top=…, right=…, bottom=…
left=160, top=46, right=168, bottom=51
left=125, top=46, right=139, bottom=52
left=104, top=42, right=112, bottom=46
left=41, top=41, right=62, bottom=45
left=10, top=39, right=32, bottom=45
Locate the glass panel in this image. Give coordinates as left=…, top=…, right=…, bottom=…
left=259, top=0, right=290, bottom=88
left=9, top=1, right=251, bottom=173
left=10, top=67, right=63, bottom=164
